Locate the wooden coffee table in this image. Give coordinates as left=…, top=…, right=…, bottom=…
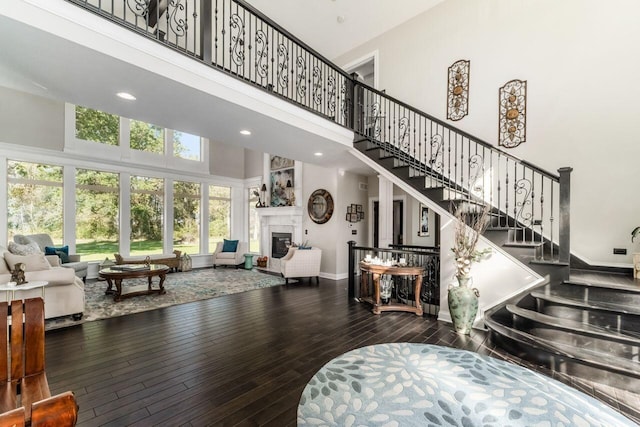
left=98, top=264, right=169, bottom=302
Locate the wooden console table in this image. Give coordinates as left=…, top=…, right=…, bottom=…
left=359, top=261, right=424, bottom=316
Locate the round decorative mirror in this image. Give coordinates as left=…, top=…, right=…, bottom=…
left=307, top=189, right=334, bottom=224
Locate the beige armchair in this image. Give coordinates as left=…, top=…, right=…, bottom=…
left=280, top=247, right=322, bottom=284
left=212, top=240, right=247, bottom=268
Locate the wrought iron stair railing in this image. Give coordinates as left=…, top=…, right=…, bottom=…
left=354, top=84, right=572, bottom=265
left=64, top=0, right=571, bottom=265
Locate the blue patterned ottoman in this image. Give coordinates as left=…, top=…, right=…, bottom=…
left=298, top=343, right=636, bottom=426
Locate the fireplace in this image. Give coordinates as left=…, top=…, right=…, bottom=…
left=272, top=232, right=292, bottom=259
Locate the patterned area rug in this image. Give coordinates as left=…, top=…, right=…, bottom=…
left=298, top=343, right=637, bottom=426
left=46, top=268, right=288, bottom=330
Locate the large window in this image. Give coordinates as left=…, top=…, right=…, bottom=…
left=174, top=131, right=201, bottom=161
left=7, top=161, right=64, bottom=243
left=75, top=105, right=119, bottom=145
left=75, top=169, right=120, bottom=261
left=209, top=185, right=231, bottom=252
left=248, top=186, right=260, bottom=253
left=130, top=120, right=164, bottom=154
left=130, top=176, right=164, bottom=255
left=174, top=180, right=201, bottom=255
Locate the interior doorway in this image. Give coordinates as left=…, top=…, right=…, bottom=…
left=343, top=51, right=378, bottom=89
left=373, top=200, right=404, bottom=248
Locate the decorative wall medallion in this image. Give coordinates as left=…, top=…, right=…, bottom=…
left=499, top=79, right=527, bottom=148
left=446, top=60, right=470, bottom=121
left=307, top=189, right=334, bottom=224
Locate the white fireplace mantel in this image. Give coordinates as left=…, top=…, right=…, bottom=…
left=257, top=206, right=304, bottom=272
left=256, top=206, right=303, bottom=217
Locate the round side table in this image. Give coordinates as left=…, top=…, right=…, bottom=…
left=243, top=254, right=254, bottom=270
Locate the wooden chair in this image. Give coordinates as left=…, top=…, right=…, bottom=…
left=0, top=298, right=78, bottom=426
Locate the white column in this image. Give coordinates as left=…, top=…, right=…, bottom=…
left=120, top=173, right=131, bottom=256
left=378, top=175, right=394, bottom=248
left=164, top=178, right=173, bottom=254
left=201, top=183, right=209, bottom=254
left=63, top=166, right=76, bottom=251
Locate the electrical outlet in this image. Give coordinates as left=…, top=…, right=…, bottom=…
left=613, top=248, right=627, bottom=255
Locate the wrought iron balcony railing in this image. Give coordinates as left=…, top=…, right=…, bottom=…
left=66, top=0, right=353, bottom=128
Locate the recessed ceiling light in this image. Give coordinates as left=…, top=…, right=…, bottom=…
left=240, top=129, right=252, bottom=135
left=314, top=152, right=323, bottom=156
left=116, top=92, right=136, bottom=101
left=336, top=15, right=345, bottom=24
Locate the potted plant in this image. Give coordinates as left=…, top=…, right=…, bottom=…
left=448, top=203, right=492, bottom=335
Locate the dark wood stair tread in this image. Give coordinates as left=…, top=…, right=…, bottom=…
left=485, top=317, right=640, bottom=377
left=506, top=305, right=640, bottom=344
left=531, top=290, right=640, bottom=315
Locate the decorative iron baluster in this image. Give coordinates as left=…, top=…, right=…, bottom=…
left=126, top=0, right=148, bottom=17
left=398, top=117, right=410, bottom=152
left=369, top=102, right=382, bottom=140
left=277, top=43, right=289, bottom=90
left=429, top=134, right=443, bottom=173
left=469, top=153, right=485, bottom=195
left=514, top=178, right=533, bottom=230
left=168, top=1, right=188, bottom=38
left=295, top=56, right=306, bottom=98
left=255, top=29, right=268, bottom=79
left=327, top=75, right=336, bottom=116
left=312, top=66, right=322, bottom=106
left=340, top=82, right=348, bottom=120
left=229, top=13, right=245, bottom=67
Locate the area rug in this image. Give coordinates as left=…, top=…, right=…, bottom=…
left=298, top=343, right=637, bottom=426
left=45, top=268, right=288, bottom=330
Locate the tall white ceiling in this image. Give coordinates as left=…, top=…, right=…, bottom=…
left=245, top=0, right=445, bottom=59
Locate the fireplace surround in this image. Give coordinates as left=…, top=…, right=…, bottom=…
left=257, top=206, right=303, bottom=272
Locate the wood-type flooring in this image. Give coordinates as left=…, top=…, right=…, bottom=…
left=44, top=273, right=640, bottom=426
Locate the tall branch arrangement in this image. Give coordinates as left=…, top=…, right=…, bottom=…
left=452, top=203, right=492, bottom=278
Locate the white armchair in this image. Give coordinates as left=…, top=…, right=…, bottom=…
left=212, top=240, right=247, bottom=268
left=280, top=247, right=322, bottom=284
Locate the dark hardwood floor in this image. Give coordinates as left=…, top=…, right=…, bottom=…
left=44, top=274, right=640, bottom=426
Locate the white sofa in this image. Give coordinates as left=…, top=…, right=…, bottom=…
left=14, top=234, right=88, bottom=281
left=0, top=248, right=84, bottom=320
left=212, top=241, right=247, bottom=268
left=280, top=247, right=322, bottom=284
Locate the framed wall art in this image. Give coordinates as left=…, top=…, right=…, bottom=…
left=418, top=204, right=429, bottom=237
left=498, top=79, right=527, bottom=148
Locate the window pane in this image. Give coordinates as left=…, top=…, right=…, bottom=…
left=76, top=169, right=119, bottom=261
left=209, top=185, right=230, bottom=252
left=7, top=161, right=63, bottom=242
left=174, top=181, right=200, bottom=255
left=131, top=176, right=164, bottom=255
left=75, top=105, right=119, bottom=145
left=248, top=186, right=260, bottom=253
left=174, top=131, right=201, bottom=161
left=130, top=120, right=164, bottom=154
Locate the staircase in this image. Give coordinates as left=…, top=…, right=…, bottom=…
left=352, top=88, right=639, bottom=391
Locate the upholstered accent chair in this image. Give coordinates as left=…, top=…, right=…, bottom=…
left=13, top=234, right=88, bottom=282
left=212, top=240, right=247, bottom=268
left=280, top=247, right=322, bottom=284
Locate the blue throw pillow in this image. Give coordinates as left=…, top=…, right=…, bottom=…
left=45, top=245, right=70, bottom=263
left=222, top=239, right=239, bottom=252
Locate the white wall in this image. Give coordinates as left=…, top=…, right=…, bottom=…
left=0, top=86, right=64, bottom=150
left=296, top=164, right=369, bottom=279
left=334, top=0, right=640, bottom=267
